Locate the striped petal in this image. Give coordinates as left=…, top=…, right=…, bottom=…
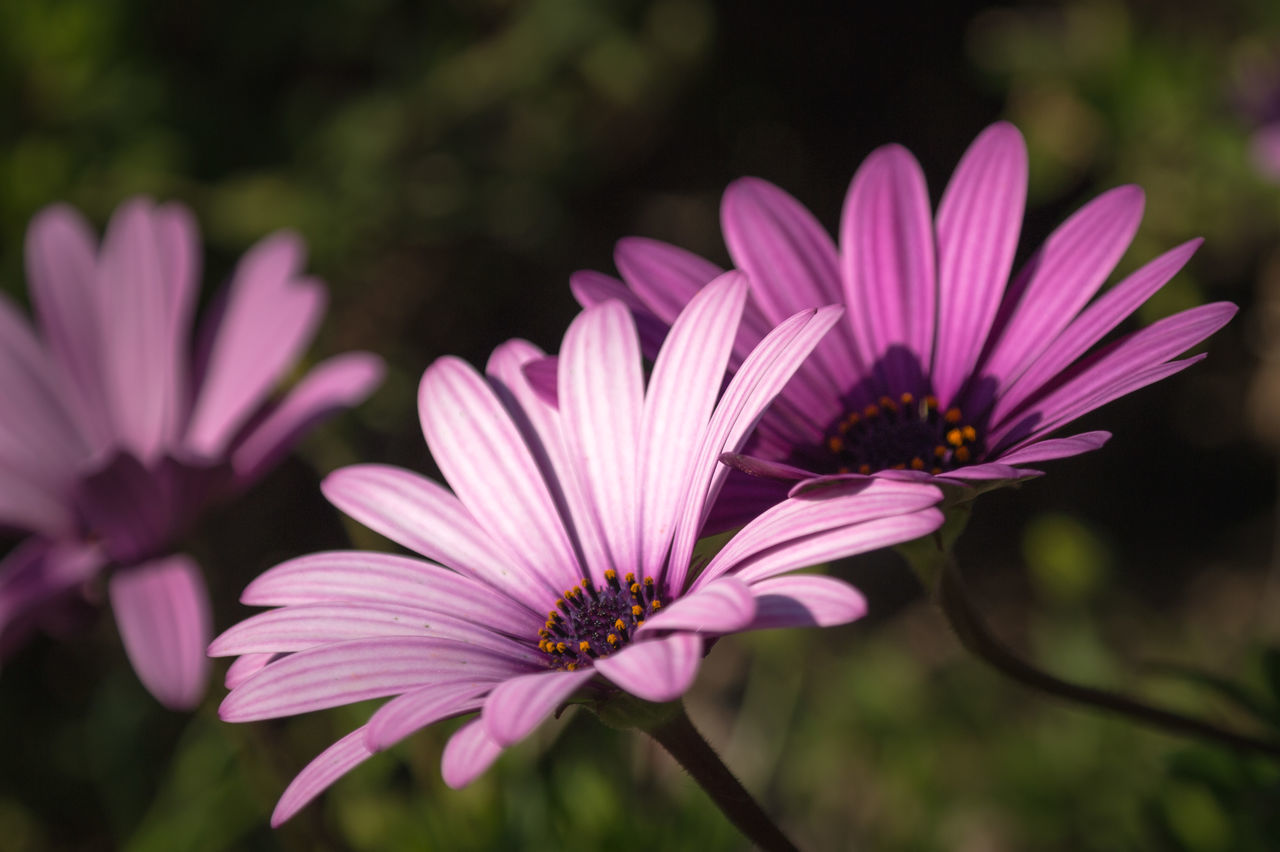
left=366, top=681, right=489, bottom=752
left=594, top=632, right=702, bottom=703
left=932, top=122, right=1028, bottom=406
left=636, top=577, right=755, bottom=635
left=482, top=668, right=595, bottom=747
left=271, top=727, right=373, bottom=826
left=441, top=718, right=504, bottom=789
left=746, top=574, right=868, bottom=630
left=218, top=637, right=525, bottom=722
left=840, top=145, right=936, bottom=389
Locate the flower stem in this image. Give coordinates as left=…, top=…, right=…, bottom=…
left=645, top=704, right=801, bottom=852
left=938, top=556, right=1280, bottom=760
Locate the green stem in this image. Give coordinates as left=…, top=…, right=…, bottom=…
left=939, top=556, right=1280, bottom=760
left=645, top=704, right=801, bottom=852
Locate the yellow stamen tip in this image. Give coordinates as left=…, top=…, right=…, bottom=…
left=579, top=640, right=590, bottom=652
left=614, top=619, right=626, bottom=632
left=925, top=395, right=938, bottom=409
left=632, top=604, right=643, bottom=617
left=863, top=404, right=881, bottom=418
left=944, top=407, right=962, bottom=424
left=910, top=457, right=925, bottom=470
left=934, top=444, right=948, bottom=458
left=651, top=600, right=662, bottom=610
left=607, top=634, right=619, bottom=646
left=858, top=464, right=872, bottom=475
left=954, top=446, right=971, bottom=463
left=946, top=428, right=964, bottom=447
left=604, top=569, right=617, bottom=581
left=962, top=425, right=977, bottom=442
left=827, top=436, right=844, bottom=453
left=566, top=662, right=577, bottom=671
left=900, top=392, right=914, bottom=405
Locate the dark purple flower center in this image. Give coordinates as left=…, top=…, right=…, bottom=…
left=822, top=393, right=984, bottom=475
left=538, top=569, right=664, bottom=671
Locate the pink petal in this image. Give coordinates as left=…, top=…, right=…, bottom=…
left=366, top=681, right=489, bottom=752
left=637, top=274, right=747, bottom=578
left=96, top=199, right=180, bottom=461
left=185, top=233, right=325, bottom=457
left=636, top=577, right=755, bottom=635
left=271, top=726, right=374, bottom=826
left=218, top=637, right=526, bottom=722
left=976, top=185, right=1144, bottom=403
left=232, top=352, right=384, bottom=484
left=485, top=340, right=613, bottom=588
left=209, top=602, right=539, bottom=662
left=569, top=269, right=668, bottom=357
left=321, top=465, right=520, bottom=593
left=482, top=668, right=595, bottom=747
left=746, top=574, right=867, bottom=629
left=615, top=237, right=774, bottom=365
left=108, top=554, right=212, bottom=710
left=240, top=550, right=541, bottom=634
left=441, top=718, right=505, bottom=789
left=520, top=356, right=559, bottom=407
left=224, top=653, right=274, bottom=689
left=718, top=452, right=814, bottom=481
left=840, top=145, right=936, bottom=389
left=992, top=239, right=1202, bottom=426
left=0, top=293, right=88, bottom=486
left=932, top=122, right=1028, bottom=406
left=24, top=203, right=115, bottom=451
left=723, top=178, right=863, bottom=386
left=699, top=479, right=942, bottom=588
left=559, top=301, right=644, bottom=580
left=0, top=538, right=102, bottom=633
left=666, top=305, right=844, bottom=593
left=997, top=302, right=1235, bottom=445
left=593, top=633, right=702, bottom=703
left=0, top=462, right=75, bottom=538
left=995, top=431, right=1111, bottom=466
left=419, top=357, right=580, bottom=602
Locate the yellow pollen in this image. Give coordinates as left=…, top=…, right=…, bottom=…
left=858, top=464, right=872, bottom=475
left=900, top=392, right=914, bottom=406
left=644, top=577, right=654, bottom=587
left=624, top=572, right=636, bottom=585
left=925, top=395, right=939, bottom=409
left=863, top=403, right=881, bottom=418
left=934, top=444, right=948, bottom=458
left=579, top=640, right=590, bottom=652
left=827, top=436, right=844, bottom=453
left=651, top=599, right=663, bottom=610
left=954, top=446, right=971, bottom=463
left=604, top=569, right=617, bottom=582
left=607, top=634, right=619, bottom=647
left=844, top=413, right=860, bottom=428
left=932, top=466, right=942, bottom=474
left=637, top=619, right=645, bottom=626
left=614, top=618, right=626, bottom=632
left=910, top=457, right=925, bottom=470
left=892, top=462, right=906, bottom=470
left=946, top=428, right=964, bottom=447
left=630, top=583, right=641, bottom=596
left=556, top=642, right=567, bottom=654
left=879, top=395, right=898, bottom=413
left=566, top=662, right=578, bottom=671
left=962, top=425, right=977, bottom=442
left=632, top=604, right=643, bottom=617
left=944, top=408, right=962, bottom=424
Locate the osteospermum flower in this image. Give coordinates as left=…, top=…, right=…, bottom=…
left=0, top=198, right=383, bottom=708
left=571, top=122, right=1236, bottom=504
left=211, top=273, right=944, bottom=825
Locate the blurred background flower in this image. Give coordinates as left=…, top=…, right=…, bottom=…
left=0, top=0, right=1276, bottom=850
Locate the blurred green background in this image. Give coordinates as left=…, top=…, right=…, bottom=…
left=2, top=0, right=1280, bottom=849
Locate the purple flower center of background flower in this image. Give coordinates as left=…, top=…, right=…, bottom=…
left=538, top=569, right=663, bottom=671
left=823, top=393, right=984, bottom=475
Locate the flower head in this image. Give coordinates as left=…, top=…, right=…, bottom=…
left=211, top=273, right=944, bottom=824
left=0, top=198, right=383, bottom=708
left=572, top=122, right=1236, bottom=509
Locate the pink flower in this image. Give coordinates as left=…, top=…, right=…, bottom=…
left=573, top=122, right=1236, bottom=511
left=0, top=198, right=383, bottom=709
left=211, top=273, right=943, bottom=824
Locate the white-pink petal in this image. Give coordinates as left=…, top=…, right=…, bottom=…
left=441, top=718, right=505, bottom=789
left=482, top=668, right=595, bottom=747
left=271, top=726, right=374, bottom=826
left=593, top=633, right=702, bottom=703
left=366, top=681, right=489, bottom=752
left=746, top=575, right=867, bottom=630
left=636, top=577, right=755, bottom=635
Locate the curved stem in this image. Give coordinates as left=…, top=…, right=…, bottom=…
left=645, top=704, right=801, bottom=852
left=939, top=556, right=1280, bottom=760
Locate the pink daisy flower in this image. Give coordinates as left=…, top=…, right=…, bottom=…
left=211, top=273, right=944, bottom=825
left=0, top=198, right=383, bottom=709
left=572, top=122, right=1236, bottom=506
